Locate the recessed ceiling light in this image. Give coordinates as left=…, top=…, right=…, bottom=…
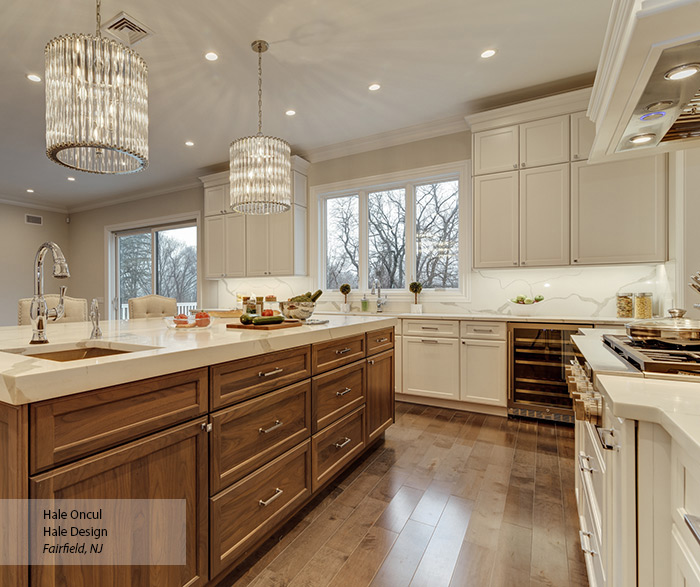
left=630, top=133, right=656, bottom=144
left=185, top=140, right=195, bottom=147
left=646, top=100, right=674, bottom=111
left=285, top=110, right=296, bottom=116
left=480, top=49, right=497, bottom=59
left=67, top=177, right=75, bottom=181
left=26, top=73, right=41, bottom=82
left=205, top=52, right=218, bottom=61
left=664, top=64, right=700, bottom=80
left=368, top=83, right=381, bottom=91
left=26, top=189, right=34, bottom=193
left=640, top=111, right=665, bottom=121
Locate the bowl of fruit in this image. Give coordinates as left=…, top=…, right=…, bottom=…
left=508, top=295, right=545, bottom=316
left=279, top=290, right=323, bottom=320
left=163, top=311, right=214, bottom=329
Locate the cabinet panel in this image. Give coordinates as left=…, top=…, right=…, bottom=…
left=473, top=125, right=519, bottom=175
left=312, top=334, right=366, bottom=375
left=571, top=111, right=595, bottom=161
left=519, top=115, right=569, bottom=168
left=269, top=208, right=294, bottom=276
left=31, top=419, right=208, bottom=587
left=367, top=350, right=394, bottom=443
left=224, top=213, right=246, bottom=277
left=204, top=216, right=226, bottom=278
left=519, top=163, right=570, bottom=266
left=672, top=525, right=700, bottom=587
left=403, top=320, right=459, bottom=338
left=312, top=360, right=365, bottom=433
left=402, top=337, right=459, bottom=400
left=473, top=172, right=519, bottom=268
left=366, top=327, right=395, bottom=355
left=395, top=335, right=402, bottom=394
left=571, top=156, right=666, bottom=265
left=204, top=184, right=227, bottom=217
left=460, top=339, right=506, bottom=406
left=460, top=321, right=506, bottom=340
left=210, top=381, right=311, bottom=493
left=245, top=214, right=270, bottom=276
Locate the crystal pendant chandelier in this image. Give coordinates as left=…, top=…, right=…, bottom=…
left=45, top=0, right=148, bottom=174
left=230, top=40, right=291, bottom=215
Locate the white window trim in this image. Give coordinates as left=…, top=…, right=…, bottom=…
left=104, top=211, right=202, bottom=320
left=309, top=160, right=471, bottom=303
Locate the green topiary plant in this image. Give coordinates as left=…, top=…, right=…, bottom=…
left=409, top=281, right=423, bottom=304
left=339, top=283, right=351, bottom=304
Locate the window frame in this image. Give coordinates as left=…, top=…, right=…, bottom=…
left=313, top=161, right=470, bottom=303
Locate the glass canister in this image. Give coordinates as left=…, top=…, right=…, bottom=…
left=616, top=292, right=634, bottom=318
left=634, top=292, right=653, bottom=319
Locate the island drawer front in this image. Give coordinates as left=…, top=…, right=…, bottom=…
left=30, top=368, right=208, bottom=474
left=312, top=360, right=366, bottom=433
left=210, top=345, right=311, bottom=410
left=210, top=440, right=311, bottom=577
left=210, top=381, right=311, bottom=494
left=366, top=327, right=395, bottom=355
left=312, top=334, right=366, bottom=375
left=311, top=405, right=365, bottom=492
left=403, top=320, right=459, bottom=338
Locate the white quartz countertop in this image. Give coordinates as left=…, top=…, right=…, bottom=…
left=317, top=311, right=627, bottom=324
left=0, top=315, right=397, bottom=406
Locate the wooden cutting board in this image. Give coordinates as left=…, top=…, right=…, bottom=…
left=226, top=320, right=302, bottom=330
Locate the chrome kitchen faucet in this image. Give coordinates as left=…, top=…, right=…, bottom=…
left=29, top=241, right=70, bottom=344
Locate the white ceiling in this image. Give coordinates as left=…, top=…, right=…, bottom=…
left=0, top=0, right=613, bottom=211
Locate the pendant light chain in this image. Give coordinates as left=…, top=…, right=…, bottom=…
left=257, top=47, right=263, bottom=136
left=96, top=0, right=101, bottom=37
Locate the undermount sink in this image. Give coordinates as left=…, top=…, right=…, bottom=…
left=1, top=342, right=160, bottom=362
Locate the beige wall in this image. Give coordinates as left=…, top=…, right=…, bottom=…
left=0, top=203, right=70, bottom=326
left=67, top=186, right=213, bottom=314
left=307, top=131, right=470, bottom=187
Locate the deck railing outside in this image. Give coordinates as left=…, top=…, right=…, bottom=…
left=120, top=302, right=198, bottom=320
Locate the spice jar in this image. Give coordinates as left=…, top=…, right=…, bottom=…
left=616, top=292, right=634, bottom=318
left=634, top=292, right=653, bottom=319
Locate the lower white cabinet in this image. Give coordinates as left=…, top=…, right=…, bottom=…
left=395, top=335, right=402, bottom=394
left=672, top=526, right=700, bottom=587
left=459, top=339, right=506, bottom=406
left=204, top=214, right=246, bottom=278
left=402, top=336, right=459, bottom=400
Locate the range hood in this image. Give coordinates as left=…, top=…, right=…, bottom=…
left=588, top=0, right=700, bottom=162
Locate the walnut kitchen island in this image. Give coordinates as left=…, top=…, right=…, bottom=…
left=0, top=315, right=396, bottom=587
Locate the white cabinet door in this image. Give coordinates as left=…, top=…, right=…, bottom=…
left=519, top=115, right=569, bottom=168
left=460, top=339, right=506, bottom=406
left=223, top=213, right=246, bottom=277
left=402, top=336, right=459, bottom=400
left=395, top=335, right=402, bottom=394
left=571, top=111, right=595, bottom=161
left=268, top=208, right=294, bottom=276
left=204, top=185, right=227, bottom=217
left=204, top=216, right=225, bottom=278
left=245, top=215, right=270, bottom=276
left=520, top=163, right=570, bottom=266
left=473, top=171, right=519, bottom=268
left=571, top=156, right=666, bottom=265
left=473, top=125, right=519, bottom=176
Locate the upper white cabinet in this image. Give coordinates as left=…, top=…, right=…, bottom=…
left=473, top=125, right=519, bottom=176
left=571, top=155, right=667, bottom=265
left=570, top=111, right=596, bottom=161
left=519, top=115, right=569, bottom=168
left=203, top=214, right=246, bottom=278
left=473, top=172, right=519, bottom=268
left=204, top=184, right=230, bottom=217
left=519, top=163, right=570, bottom=266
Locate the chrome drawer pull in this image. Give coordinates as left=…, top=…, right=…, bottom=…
left=473, top=328, right=493, bottom=333
left=259, top=488, right=283, bottom=507
left=375, top=337, right=389, bottom=343
left=421, top=339, right=438, bottom=344
left=579, top=530, right=597, bottom=556
left=335, top=347, right=352, bottom=355
left=258, top=367, right=283, bottom=377
left=336, top=387, right=352, bottom=397
left=578, top=454, right=597, bottom=473
left=334, top=437, right=351, bottom=449
left=596, top=427, right=616, bottom=451
left=259, top=420, right=283, bottom=434
left=421, top=326, right=438, bottom=330
left=685, top=514, right=700, bottom=547
left=368, top=359, right=375, bottom=365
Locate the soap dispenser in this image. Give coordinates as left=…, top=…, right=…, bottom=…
left=361, top=294, right=369, bottom=312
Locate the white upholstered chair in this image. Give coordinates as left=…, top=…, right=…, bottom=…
left=128, top=294, right=177, bottom=319
left=17, top=295, right=89, bottom=325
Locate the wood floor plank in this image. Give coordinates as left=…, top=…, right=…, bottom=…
left=371, top=520, right=434, bottom=587
left=328, top=526, right=398, bottom=587
left=286, top=546, right=349, bottom=587
left=409, top=485, right=450, bottom=527
left=375, top=485, right=424, bottom=533
left=448, top=540, right=495, bottom=587
left=324, top=496, right=389, bottom=556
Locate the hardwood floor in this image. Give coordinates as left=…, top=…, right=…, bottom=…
left=218, top=402, right=587, bottom=587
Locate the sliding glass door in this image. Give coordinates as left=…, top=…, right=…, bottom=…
left=114, top=223, right=198, bottom=319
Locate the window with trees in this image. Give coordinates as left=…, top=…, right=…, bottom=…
left=323, top=174, right=461, bottom=293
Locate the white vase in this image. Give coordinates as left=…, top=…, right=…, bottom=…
left=410, top=304, right=423, bottom=314
left=340, top=303, right=351, bottom=313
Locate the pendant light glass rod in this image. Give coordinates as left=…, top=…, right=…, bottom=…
left=44, top=0, right=149, bottom=174
left=230, top=40, right=291, bottom=215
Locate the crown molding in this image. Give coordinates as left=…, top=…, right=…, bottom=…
left=299, top=115, right=469, bottom=163
left=68, top=180, right=201, bottom=214
left=0, top=197, right=68, bottom=214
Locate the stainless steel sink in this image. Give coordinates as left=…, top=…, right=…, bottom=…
left=1, top=342, right=159, bottom=362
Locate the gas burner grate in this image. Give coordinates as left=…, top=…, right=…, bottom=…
left=603, top=335, right=700, bottom=373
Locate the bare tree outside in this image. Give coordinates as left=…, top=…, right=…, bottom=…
left=415, top=180, right=459, bottom=288
left=368, top=188, right=405, bottom=289
left=326, top=195, right=359, bottom=289
left=118, top=233, right=152, bottom=302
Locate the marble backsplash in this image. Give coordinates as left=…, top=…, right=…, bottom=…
left=215, top=263, right=675, bottom=318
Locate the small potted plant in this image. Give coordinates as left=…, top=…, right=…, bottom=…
left=339, top=283, right=351, bottom=313
left=409, top=281, right=423, bottom=314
